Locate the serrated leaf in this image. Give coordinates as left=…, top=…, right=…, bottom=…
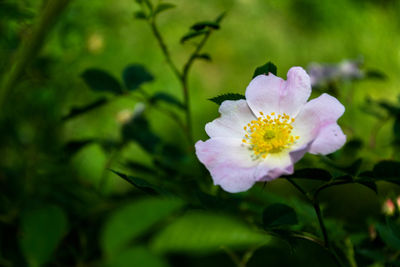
left=208, top=93, right=245, bottom=105
left=150, top=92, right=185, bottom=110
left=134, top=11, right=147, bottom=19
left=81, top=69, right=122, bottom=94
left=284, top=168, right=332, bottom=181
left=101, top=197, right=184, bottom=257
left=151, top=212, right=269, bottom=253
left=110, top=170, right=167, bottom=195
left=62, top=97, right=108, bottom=121
left=19, top=205, right=68, bottom=267
left=195, top=53, right=212, bottom=61
left=191, top=21, right=220, bottom=31
left=262, top=203, right=298, bottom=229
left=180, top=29, right=209, bottom=44
left=253, top=62, right=277, bottom=78
left=154, top=3, right=175, bottom=15
left=122, top=64, right=154, bottom=91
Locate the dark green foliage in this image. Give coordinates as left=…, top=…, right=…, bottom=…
left=191, top=21, right=220, bottom=31
left=62, top=97, right=108, bottom=121
left=285, top=168, right=332, bottom=181
left=180, top=29, right=209, bottom=44
left=122, top=115, right=160, bottom=153
left=122, top=64, right=154, bottom=91
left=134, top=11, right=147, bottom=19
left=150, top=92, right=185, bottom=109
left=110, top=170, right=166, bottom=195
left=253, top=61, right=278, bottom=77
left=194, top=53, right=212, bottom=61
left=81, top=69, right=123, bottom=94
left=154, top=3, right=176, bottom=16
left=208, top=93, right=246, bottom=105
left=263, top=203, right=298, bottom=229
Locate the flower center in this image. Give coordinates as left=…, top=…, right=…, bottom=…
left=242, top=112, right=299, bottom=159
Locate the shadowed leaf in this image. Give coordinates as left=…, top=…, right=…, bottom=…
left=154, top=3, right=175, bottom=15
left=150, top=92, right=185, bottom=110
left=81, top=69, right=122, bottom=94
left=263, top=203, right=298, bottom=229
left=180, top=29, right=209, bottom=44
left=134, top=11, right=147, bottom=19
left=122, top=64, right=154, bottom=91
left=209, top=93, right=245, bottom=105
left=191, top=21, right=220, bottom=31
left=62, top=98, right=108, bottom=121
left=253, top=61, right=277, bottom=77
left=110, top=170, right=166, bottom=195
left=194, top=53, right=212, bottom=61
left=122, top=115, right=160, bottom=153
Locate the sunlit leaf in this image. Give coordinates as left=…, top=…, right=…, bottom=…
left=62, top=97, right=108, bottom=121
left=150, top=92, right=185, bottom=110
left=253, top=61, right=277, bottom=77
left=81, top=69, right=122, bottom=94
left=122, top=64, right=154, bottom=91
left=101, top=197, right=184, bottom=257
left=209, top=93, right=245, bottom=105
left=262, top=203, right=298, bottom=229
left=151, top=212, right=269, bottom=253
left=19, top=205, right=68, bottom=267
left=154, top=3, right=175, bottom=16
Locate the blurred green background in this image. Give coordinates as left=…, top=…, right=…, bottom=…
left=1, top=0, right=400, bottom=266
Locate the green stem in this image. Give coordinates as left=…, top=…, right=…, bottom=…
left=0, top=0, right=72, bottom=108
left=286, top=179, right=344, bottom=266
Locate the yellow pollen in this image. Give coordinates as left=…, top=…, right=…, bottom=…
left=242, top=112, right=299, bottom=159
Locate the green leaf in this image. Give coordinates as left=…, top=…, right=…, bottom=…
left=253, top=62, right=277, bottom=78
left=194, top=53, right=212, bottom=61
left=215, top=12, right=227, bottom=24
left=284, top=168, right=332, bottom=181
left=122, top=115, right=161, bottom=153
left=101, top=197, right=184, bottom=257
left=208, top=93, right=245, bottom=105
left=376, top=222, right=400, bottom=250
left=110, top=170, right=167, bottom=195
left=154, top=3, right=175, bottom=15
left=63, top=139, right=94, bottom=157
left=150, top=92, right=185, bottom=110
left=62, top=97, right=108, bottom=121
left=262, top=203, right=298, bottom=229
left=125, top=160, right=157, bottom=175
left=151, top=212, right=269, bottom=253
left=180, top=29, right=209, bottom=44
left=19, top=205, right=68, bottom=267
left=191, top=21, right=220, bottom=31
left=122, top=64, right=154, bottom=91
left=134, top=11, right=147, bottom=20
left=81, top=69, right=122, bottom=94
left=355, top=180, right=377, bottom=194
left=106, top=246, right=168, bottom=267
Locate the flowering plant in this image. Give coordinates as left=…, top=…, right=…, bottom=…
left=196, top=67, right=346, bottom=192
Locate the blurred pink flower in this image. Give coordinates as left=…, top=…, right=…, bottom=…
left=195, top=67, right=346, bottom=193
left=383, top=199, right=395, bottom=215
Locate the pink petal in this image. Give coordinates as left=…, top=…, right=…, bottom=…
left=195, top=138, right=261, bottom=193
left=245, top=67, right=311, bottom=117
left=205, top=100, right=256, bottom=138
left=292, top=93, right=345, bottom=153
left=309, top=123, right=346, bottom=155
left=245, top=74, right=285, bottom=116
left=279, top=67, right=311, bottom=117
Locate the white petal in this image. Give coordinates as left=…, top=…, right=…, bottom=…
left=309, top=123, right=346, bottom=155
left=205, top=100, right=256, bottom=138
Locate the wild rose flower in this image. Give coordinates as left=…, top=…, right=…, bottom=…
left=195, top=67, right=346, bottom=193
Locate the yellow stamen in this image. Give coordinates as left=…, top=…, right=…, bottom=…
left=242, top=112, right=300, bottom=158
